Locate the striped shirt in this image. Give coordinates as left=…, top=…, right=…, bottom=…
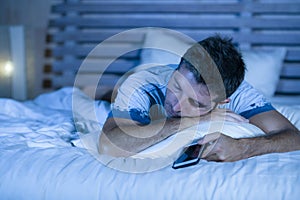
left=108, top=64, right=274, bottom=124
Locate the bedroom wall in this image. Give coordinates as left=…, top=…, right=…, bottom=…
left=0, top=0, right=51, bottom=99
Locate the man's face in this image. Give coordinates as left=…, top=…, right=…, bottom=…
left=164, top=64, right=216, bottom=118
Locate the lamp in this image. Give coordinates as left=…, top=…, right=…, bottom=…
left=3, top=61, right=13, bottom=76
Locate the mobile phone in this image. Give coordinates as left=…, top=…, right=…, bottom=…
left=172, top=143, right=206, bottom=169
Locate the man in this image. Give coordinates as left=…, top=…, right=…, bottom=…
left=98, top=35, right=300, bottom=162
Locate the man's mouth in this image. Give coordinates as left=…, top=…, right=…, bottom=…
left=164, top=104, right=179, bottom=118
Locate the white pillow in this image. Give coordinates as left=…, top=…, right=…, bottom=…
left=139, top=30, right=286, bottom=97
left=139, top=28, right=193, bottom=66
left=243, top=48, right=286, bottom=97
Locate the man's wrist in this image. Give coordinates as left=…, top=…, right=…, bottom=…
left=238, top=138, right=257, bottom=159
left=238, top=135, right=278, bottom=159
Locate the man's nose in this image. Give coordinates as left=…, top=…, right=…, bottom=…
left=173, top=100, right=181, bottom=113
left=173, top=96, right=185, bottom=113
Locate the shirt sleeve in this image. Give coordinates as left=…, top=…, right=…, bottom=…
left=107, top=73, right=152, bottom=125
left=224, top=81, right=275, bottom=119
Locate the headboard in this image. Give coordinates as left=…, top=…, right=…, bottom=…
left=44, top=0, right=300, bottom=100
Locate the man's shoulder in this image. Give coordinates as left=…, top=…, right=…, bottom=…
left=222, top=81, right=273, bottom=116
left=115, top=64, right=177, bottom=107
left=124, top=64, right=177, bottom=88
left=230, top=81, right=258, bottom=98
left=133, top=64, right=177, bottom=76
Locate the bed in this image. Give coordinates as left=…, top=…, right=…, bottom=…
left=0, top=87, right=300, bottom=199
left=1, top=0, right=300, bottom=199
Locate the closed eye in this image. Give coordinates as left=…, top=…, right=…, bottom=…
left=188, top=98, right=206, bottom=108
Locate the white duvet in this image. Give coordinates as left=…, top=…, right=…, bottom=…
left=0, top=88, right=300, bottom=200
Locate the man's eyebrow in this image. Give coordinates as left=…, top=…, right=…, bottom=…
left=174, top=76, right=181, bottom=88
left=174, top=73, right=180, bottom=86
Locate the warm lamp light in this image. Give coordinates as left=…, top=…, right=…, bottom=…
left=3, top=61, right=13, bottom=76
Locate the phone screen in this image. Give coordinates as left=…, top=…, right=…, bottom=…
left=172, top=143, right=204, bottom=169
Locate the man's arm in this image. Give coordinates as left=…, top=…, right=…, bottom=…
left=98, top=109, right=248, bottom=157
left=244, top=110, right=300, bottom=156
left=200, top=110, right=300, bottom=162
left=98, top=117, right=194, bottom=157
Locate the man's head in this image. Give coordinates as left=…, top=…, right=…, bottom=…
left=164, top=35, right=245, bottom=117
left=182, top=35, right=245, bottom=98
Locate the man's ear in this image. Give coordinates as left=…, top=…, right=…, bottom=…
left=219, top=98, right=230, bottom=105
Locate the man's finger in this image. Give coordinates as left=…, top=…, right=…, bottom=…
left=198, top=132, right=221, bottom=157
left=203, top=153, right=221, bottom=162
left=198, top=132, right=221, bottom=144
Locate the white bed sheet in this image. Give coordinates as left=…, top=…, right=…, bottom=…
left=0, top=88, right=300, bottom=200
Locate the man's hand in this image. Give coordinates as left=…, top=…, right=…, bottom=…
left=197, top=109, right=300, bottom=162
left=198, top=132, right=246, bottom=162
left=180, top=109, right=248, bottom=132
left=202, top=108, right=249, bottom=123
left=198, top=127, right=300, bottom=163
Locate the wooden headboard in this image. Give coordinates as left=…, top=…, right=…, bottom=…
left=44, top=0, right=300, bottom=99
